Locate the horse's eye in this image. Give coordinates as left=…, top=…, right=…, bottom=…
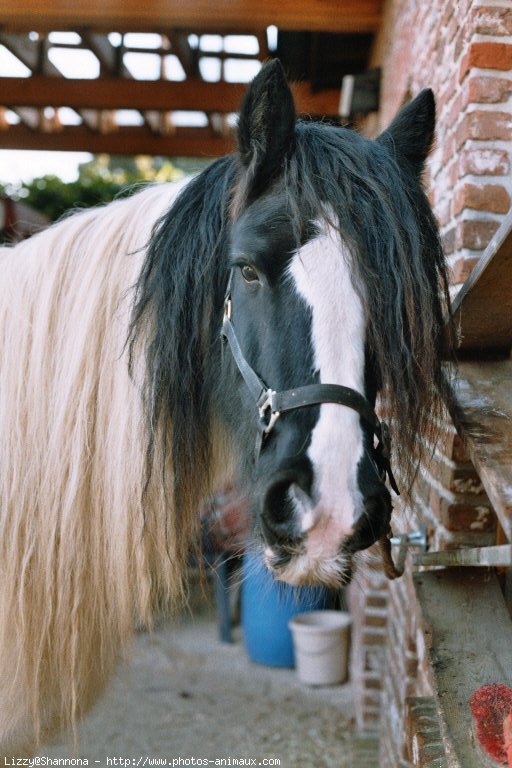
left=241, top=265, right=259, bottom=283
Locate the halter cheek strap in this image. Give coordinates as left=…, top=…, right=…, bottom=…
left=220, top=279, right=399, bottom=495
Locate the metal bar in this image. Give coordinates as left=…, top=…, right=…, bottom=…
left=415, top=544, right=512, bottom=568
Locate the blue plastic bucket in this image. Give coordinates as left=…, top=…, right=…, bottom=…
left=241, top=551, right=332, bottom=668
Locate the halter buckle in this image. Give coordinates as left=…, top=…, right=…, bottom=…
left=223, top=297, right=232, bottom=320
left=258, top=389, right=280, bottom=435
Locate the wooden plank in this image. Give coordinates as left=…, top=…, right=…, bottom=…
left=450, top=208, right=512, bottom=353
left=0, top=76, right=246, bottom=112
left=414, top=568, right=512, bottom=768
left=0, top=76, right=340, bottom=116
left=0, top=0, right=382, bottom=34
left=450, top=359, right=512, bottom=542
left=0, top=123, right=234, bottom=156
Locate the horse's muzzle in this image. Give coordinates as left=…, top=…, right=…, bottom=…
left=259, top=464, right=393, bottom=587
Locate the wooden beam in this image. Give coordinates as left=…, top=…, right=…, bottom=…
left=0, top=33, right=117, bottom=133
left=167, top=31, right=199, bottom=78
left=0, top=75, right=341, bottom=115
left=80, top=31, right=124, bottom=76
left=449, top=208, right=512, bottom=354
left=0, top=123, right=234, bottom=156
left=414, top=568, right=512, bottom=768
left=0, top=32, right=47, bottom=71
left=0, top=0, right=382, bottom=34
left=449, top=359, right=512, bottom=542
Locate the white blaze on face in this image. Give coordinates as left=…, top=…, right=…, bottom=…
left=287, top=222, right=366, bottom=563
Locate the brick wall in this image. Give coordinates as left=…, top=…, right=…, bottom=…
left=370, top=0, right=512, bottom=292
left=348, top=1, right=510, bottom=763
left=377, top=425, right=496, bottom=766
left=348, top=421, right=496, bottom=763
left=347, top=553, right=389, bottom=732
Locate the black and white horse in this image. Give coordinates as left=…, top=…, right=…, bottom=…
left=0, top=60, right=449, bottom=754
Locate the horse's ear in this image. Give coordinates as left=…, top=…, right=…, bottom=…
left=237, top=58, right=296, bottom=193
left=377, top=89, right=436, bottom=175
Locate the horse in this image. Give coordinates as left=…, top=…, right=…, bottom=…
left=0, top=60, right=450, bottom=755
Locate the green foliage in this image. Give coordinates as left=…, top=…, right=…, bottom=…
left=2, top=154, right=209, bottom=222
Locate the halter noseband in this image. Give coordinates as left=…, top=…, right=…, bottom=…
left=221, top=275, right=399, bottom=495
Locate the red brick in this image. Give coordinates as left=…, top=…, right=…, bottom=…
left=467, top=75, right=512, bottom=104
left=435, top=196, right=452, bottom=227
left=439, top=3, right=459, bottom=43
left=456, top=219, right=500, bottom=250
left=441, top=131, right=457, bottom=165
left=365, top=608, right=388, bottom=628
left=428, top=449, right=476, bottom=491
left=442, top=226, right=456, bottom=255
left=456, top=111, right=512, bottom=145
left=471, top=6, right=512, bottom=36
left=454, top=182, right=511, bottom=214
left=460, top=41, right=512, bottom=80
left=364, top=691, right=381, bottom=707
left=439, top=498, right=495, bottom=532
left=366, top=592, right=388, bottom=609
left=459, top=147, right=510, bottom=176
left=406, top=697, right=446, bottom=767
left=450, top=254, right=480, bottom=284
left=363, top=676, right=382, bottom=691
left=452, top=433, right=469, bottom=463
left=436, top=81, right=455, bottom=116
left=449, top=465, right=485, bottom=495
left=454, top=25, right=471, bottom=61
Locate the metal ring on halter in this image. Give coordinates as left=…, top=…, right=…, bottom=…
left=258, top=389, right=281, bottom=435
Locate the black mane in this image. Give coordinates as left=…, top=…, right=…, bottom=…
left=128, top=156, right=237, bottom=526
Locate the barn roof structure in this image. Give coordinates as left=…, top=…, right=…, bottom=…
left=0, top=0, right=382, bottom=157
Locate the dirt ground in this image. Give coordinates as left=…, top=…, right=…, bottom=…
left=38, top=579, right=378, bottom=768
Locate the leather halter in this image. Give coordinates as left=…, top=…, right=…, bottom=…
left=221, top=274, right=399, bottom=495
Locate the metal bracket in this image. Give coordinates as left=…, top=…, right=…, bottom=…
left=387, top=524, right=427, bottom=576
left=389, top=525, right=428, bottom=552
left=388, top=524, right=512, bottom=571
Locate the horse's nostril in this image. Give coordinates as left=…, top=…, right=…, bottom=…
left=288, top=483, right=319, bottom=533
left=261, top=473, right=306, bottom=547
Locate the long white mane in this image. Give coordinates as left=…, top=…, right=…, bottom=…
left=0, top=181, right=195, bottom=753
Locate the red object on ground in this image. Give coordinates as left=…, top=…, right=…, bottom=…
left=470, top=684, right=512, bottom=766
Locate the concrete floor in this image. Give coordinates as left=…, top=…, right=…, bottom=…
left=38, top=581, right=378, bottom=767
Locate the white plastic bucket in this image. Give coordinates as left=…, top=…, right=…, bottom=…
left=289, top=610, right=351, bottom=685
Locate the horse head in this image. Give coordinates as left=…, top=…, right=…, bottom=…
left=221, top=61, right=448, bottom=586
